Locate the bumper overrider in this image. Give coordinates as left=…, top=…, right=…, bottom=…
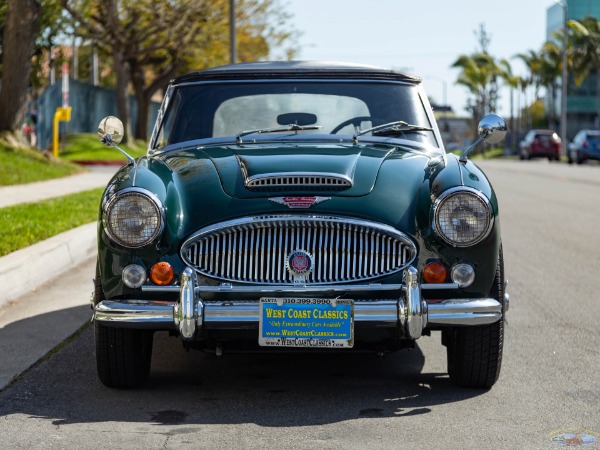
left=93, top=267, right=508, bottom=340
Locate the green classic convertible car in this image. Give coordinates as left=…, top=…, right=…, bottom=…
left=93, top=61, right=509, bottom=389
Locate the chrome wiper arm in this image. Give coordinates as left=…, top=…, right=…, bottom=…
left=352, top=121, right=432, bottom=143
left=236, top=124, right=322, bottom=144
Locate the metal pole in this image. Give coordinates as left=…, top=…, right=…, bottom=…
left=442, top=79, right=448, bottom=131
left=72, top=37, right=78, bottom=80
left=92, top=43, right=99, bottom=86
left=425, top=76, right=448, bottom=130
left=229, top=0, right=236, bottom=65
left=560, top=0, right=568, bottom=155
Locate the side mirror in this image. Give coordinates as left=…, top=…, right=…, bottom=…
left=478, top=114, right=507, bottom=145
left=98, top=116, right=124, bottom=146
left=460, top=114, right=507, bottom=162
left=97, top=116, right=135, bottom=165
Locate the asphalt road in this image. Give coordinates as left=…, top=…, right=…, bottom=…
left=1, top=159, right=599, bottom=449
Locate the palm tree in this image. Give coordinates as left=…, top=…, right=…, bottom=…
left=514, top=50, right=542, bottom=104
left=498, top=59, right=520, bottom=151
left=538, top=40, right=563, bottom=130
left=568, top=16, right=600, bottom=127
left=452, top=52, right=506, bottom=142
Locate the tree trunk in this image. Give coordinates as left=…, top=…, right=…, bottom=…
left=0, top=0, right=42, bottom=133
left=113, top=49, right=131, bottom=142
left=130, top=61, right=180, bottom=141
left=134, top=92, right=151, bottom=141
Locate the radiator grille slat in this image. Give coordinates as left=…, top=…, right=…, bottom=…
left=182, top=217, right=416, bottom=285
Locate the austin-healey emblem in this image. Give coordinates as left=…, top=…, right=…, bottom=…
left=269, top=196, right=330, bottom=209
left=286, top=250, right=314, bottom=283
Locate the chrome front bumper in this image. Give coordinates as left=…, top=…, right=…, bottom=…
left=93, top=267, right=506, bottom=341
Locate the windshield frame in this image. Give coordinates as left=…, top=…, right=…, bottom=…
left=148, top=79, right=444, bottom=156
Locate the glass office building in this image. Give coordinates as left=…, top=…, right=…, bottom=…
left=547, top=0, right=600, bottom=138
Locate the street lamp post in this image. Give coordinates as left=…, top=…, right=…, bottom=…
left=426, top=76, right=448, bottom=131
left=560, top=0, right=568, bottom=154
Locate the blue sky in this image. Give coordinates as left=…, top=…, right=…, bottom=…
left=286, top=0, right=558, bottom=117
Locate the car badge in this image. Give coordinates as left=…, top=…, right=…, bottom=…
left=269, top=196, right=331, bottom=209
left=286, top=250, right=314, bottom=283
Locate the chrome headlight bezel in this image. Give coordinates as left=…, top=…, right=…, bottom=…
left=432, top=187, right=494, bottom=247
left=103, top=188, right=165, bottom=248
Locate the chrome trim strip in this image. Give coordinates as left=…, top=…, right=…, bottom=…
left=431, top=186, right=494, bottom=248
left=427, top=298, right=502, bottom=325
left=141, top=282, right=459, bottom=293
left=143, top=283, right=405, bottom=293
left=422, top=283, right=460, bottom=290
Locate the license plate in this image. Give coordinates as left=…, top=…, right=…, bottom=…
left=259, top=298, right=354, bottom=348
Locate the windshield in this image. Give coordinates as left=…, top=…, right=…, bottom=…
left=153, top=81, right=437, bottom=149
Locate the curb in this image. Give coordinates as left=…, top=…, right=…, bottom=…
left=0, top=222, right=97, bottom=309
left=72, top=160, right=126, bottom=166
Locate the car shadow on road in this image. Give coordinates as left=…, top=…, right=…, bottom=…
left=0, top=311, right=489, bottom=428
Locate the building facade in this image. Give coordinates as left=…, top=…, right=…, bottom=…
left=547, top=0, right=600, bottom=139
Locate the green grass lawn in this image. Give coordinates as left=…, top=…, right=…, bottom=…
left=0, top=142, right=82, bottom=186
left=60, top=134, right=147, bottom=161
left=0, top=188, right=103, bottom=257
left=0, top=133, right=147, bottom=186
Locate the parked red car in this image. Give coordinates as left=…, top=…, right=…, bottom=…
left=519, top=129, right=562, bottom=161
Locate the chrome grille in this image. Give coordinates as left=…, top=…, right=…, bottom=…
left=246, top=173, right=351, bottom=190
left=181, top=216, right=416, bottom=284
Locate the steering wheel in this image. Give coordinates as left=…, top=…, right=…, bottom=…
left=330, top=116, right=374, bottom=134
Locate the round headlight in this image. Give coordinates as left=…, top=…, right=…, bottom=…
left=433, top=189, right=493, bottom=247
left=104, top=190, right=163, bottom=247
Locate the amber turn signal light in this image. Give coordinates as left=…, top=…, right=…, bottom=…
left=422, top=262, right=448, bottom=284
left=150, top=262, right=174, bottom=286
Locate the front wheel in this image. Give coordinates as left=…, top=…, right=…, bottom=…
left=95, top=322, right=154, bottom=388
left=444, top=247, right=505, bottom=388
left=93, top=262, right=153, bottom=388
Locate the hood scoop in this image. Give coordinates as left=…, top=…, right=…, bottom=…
left=245, top=172, right=352, bottom=191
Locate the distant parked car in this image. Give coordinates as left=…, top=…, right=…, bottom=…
left=568, top=130, right=600, bottom=164
left=519, top=129, right=561, bottom=161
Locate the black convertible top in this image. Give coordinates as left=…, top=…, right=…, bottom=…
left=172, top=61, right=422, bottom=84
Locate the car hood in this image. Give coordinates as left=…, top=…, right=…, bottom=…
left=164, top=142, right=429, bottom=198
left=133, top=142, right=451, bottom=240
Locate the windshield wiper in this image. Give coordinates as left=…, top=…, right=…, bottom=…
left=236, top=124, right=322, bottom=144
left=352, top=121, right=432, bottom=143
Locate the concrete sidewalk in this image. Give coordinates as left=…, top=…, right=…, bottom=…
left=0, top=167, right=117, bottom=208
left=0, top=166, right=117, bottom=307
left=0, top=167, right=119, bottom=389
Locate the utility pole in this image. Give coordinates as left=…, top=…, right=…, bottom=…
left=229, top=0, right=236, bottom=65
left=560, top=0, right=568, bottom=154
